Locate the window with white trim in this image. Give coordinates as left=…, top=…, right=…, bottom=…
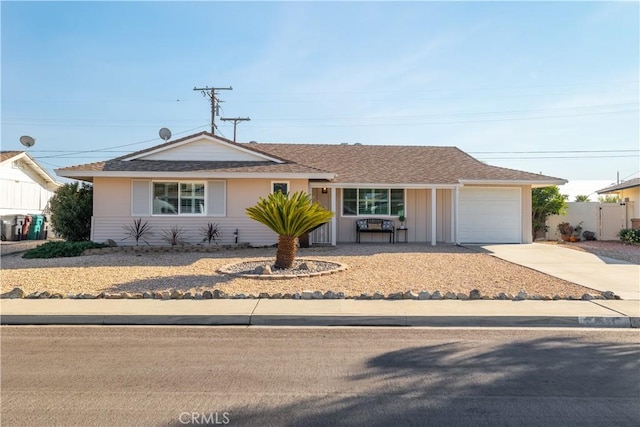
left=153, top=182, right=205, bottom=215
left=342, top=188, right=404, bottom=216
left=272, top=181, right=289, bottom=194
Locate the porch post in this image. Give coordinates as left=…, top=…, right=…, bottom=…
left=450, top=188, right=455, bottom=243
left=454, top=186, right=460, bottom=244
left=431, top=188, right=437, bottom=246
left=331, top=188, right=337, bottom=246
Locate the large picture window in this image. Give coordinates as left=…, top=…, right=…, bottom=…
left=153, top=182, right=205, bottom=215
left=342, top=188, right=404, bottom=216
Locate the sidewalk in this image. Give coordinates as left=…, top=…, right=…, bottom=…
left=2, top=299, right=638, bottom=328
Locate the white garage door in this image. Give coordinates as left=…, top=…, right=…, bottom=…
left=458, top=187, right=521, bottom=243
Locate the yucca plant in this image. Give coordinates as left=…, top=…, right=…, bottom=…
left=246, top=191, right=333, bottom=269
left=161, top=225, right=186, bottom=246
left=122, top=218, right=153, bottom=246
left=201, top=222, right=220, bottom=245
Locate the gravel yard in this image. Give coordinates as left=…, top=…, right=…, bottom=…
left=1, top=244, right=603, bottom=298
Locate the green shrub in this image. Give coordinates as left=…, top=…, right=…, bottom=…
left=22, top=241, right=107, bottom=259
left=617, top=228, right=640, bottom=245
left=48, top=182, right=93, bottom=241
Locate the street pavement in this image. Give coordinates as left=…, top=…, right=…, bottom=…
left=1, top=243, right=639, bottom=328
left=2, top=327, right=639, bottom=426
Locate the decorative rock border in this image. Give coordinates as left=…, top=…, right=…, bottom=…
left=1, top=287, right=620, bottom=301
left=217, top=258, right=348, bottom=279
left=81, top=243, right=250, bottom=256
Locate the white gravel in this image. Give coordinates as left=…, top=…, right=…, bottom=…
left=1, top=244, right=601, bottom=298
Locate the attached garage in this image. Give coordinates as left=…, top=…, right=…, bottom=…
left=458, top=187, right=522, bottom=243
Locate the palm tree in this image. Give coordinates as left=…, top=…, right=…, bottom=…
left=246, top=191, right=333, bottom=269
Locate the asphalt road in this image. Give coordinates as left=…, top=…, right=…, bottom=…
left=1, top=326, right=639, bottom=427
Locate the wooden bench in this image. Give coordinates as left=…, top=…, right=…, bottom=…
left=356, top=218, right=395, bottom=243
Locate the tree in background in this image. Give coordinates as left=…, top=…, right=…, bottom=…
left=246, top=191, right=333, bottom=269
left=532, top=186, right=568, bottom=240
left=48, top=182, right=93, bottom=241
left=599, top=194, right=620, bottom=203
left=575, top=195, right=590, bottom=202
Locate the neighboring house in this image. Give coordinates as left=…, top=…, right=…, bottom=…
left=0, top=151, right=62, bottom=216
left=56, top=132, right=566, bottom=246
left=597, top=178, right=640, bottom=229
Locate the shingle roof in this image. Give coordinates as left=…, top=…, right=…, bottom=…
left=242, top=143, right=564, bottom=184
left=596, top=177, right=640, bottom=194
left=55, top=132, right=565, bottom=185
left=0, top=151, right=23, bottom=162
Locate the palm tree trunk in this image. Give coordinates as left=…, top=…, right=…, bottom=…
left=275, top=235, right=297, bottom=269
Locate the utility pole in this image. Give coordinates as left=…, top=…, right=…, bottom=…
left=193, top=85, right=233, bottom=135
left=220, top=117, right=251, bottom=142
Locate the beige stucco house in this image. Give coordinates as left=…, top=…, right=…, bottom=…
left=56, top=132, right=566, bottom=246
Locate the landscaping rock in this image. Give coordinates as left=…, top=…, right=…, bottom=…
left=388, top=292, right=403, bottom=300
left=202, top=290, right=213, bottom=299
left=456, top=292, right=469, bottom=300
left=430, top=291, right=443, bottom=300
left=106, top=293, right=121, bottom=299
left=254, top=265, right=272, bottom=275
left=234, top=293, right=246, bottom=299
left=194, top=292, right=203, bottom=300
left=336, top=292, right=346, bottom=299
left=372, top=292, right=384, bottom=300
left=497, top=292, right=508, bottom=300
left=418, top=291, right=431, bottom=300
left=324, top=291, right=336, bottom=299
left=515, top=291, right=528, bottom=300
left=105, top=239, right=118, bottom=247
left=603, top=291, right=616, bottom=300
left=444, top=291, right=457, bottom=300
left=270, top=293, right=282, bottom=299
left=299, top=261, right=315, bottom=270
left=153, top=291, right=163, bottom=299
left=469, top=289, right=481, bottom=300
left=1, top=288, right=25, bottom=299
left=213, top=290, right=225, bottom=299
left=358, top=293, right=371, bottom=300
left=142, top=292, right=153, bottom=299
left=581, top=293, right=595, bottom=301
left=282, top=293, right=293, bottom=299
left=294, top=292, right=301, bottom=299
left=182, top=292, right=193, bottom=299
left=170, top=290, right=184, bottom=299
left=258, top=292, right=270, bottom=299
left=403, top=290, right=418, bottom=300
left=312, top=291, right=324, bottom=299
left=121, top=292, right=133, bottom=299
left=301, top=290, right=313, bottom=300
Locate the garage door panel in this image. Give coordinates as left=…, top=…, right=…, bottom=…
left=459, top=188, right=521, bottom=243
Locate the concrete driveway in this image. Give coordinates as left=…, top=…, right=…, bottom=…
left=480, top=243, right=640, bottom=300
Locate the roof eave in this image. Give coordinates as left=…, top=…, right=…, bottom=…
left=459, top=179, right=568, bottom=187
left=55, top=170, right=336, bottom=180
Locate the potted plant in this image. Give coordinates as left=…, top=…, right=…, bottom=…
left=570, top=222, right=583, bottom=242
left=557, top=222, right=573, bottom=242
left=398, top=214, right=406, bottom=229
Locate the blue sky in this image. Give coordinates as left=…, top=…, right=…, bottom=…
left=2, top=1, right=638, bottom=195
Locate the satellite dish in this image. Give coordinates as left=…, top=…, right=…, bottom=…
left=159, top=127, right=172, bottom=142
left=19, top=135, right=36, bottom=148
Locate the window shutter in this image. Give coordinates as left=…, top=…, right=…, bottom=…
left=207, top=180, right=226, bottom=216
left=132, top=180, right=151, bottom=216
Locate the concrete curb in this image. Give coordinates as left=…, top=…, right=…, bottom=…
left=1, top=299, right=638, bottom=328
